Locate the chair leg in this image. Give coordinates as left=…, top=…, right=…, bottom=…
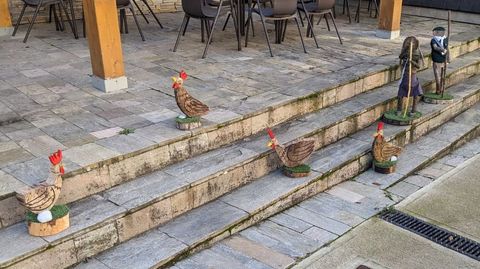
left=346, top=0, right=351, bottom=23
left=57, top=3, right=65, bottom=31
left=59, top=0, right=77, bottom=36
left=324, top=14, right=330, bottom=31
left=129, top=4, right=145, bottom=41
left=23, top=0, right=43, bottom=42
left=229, top=0, right=240, bottom=51
left=329, top=11, right=342, bottom=44
left=202, top=0, right=224, bottom=58
left=282, top=19, right=288, bottom=42
left=67, top=0, right=79, bottom=38
left=245, top=12, right=250, bottom=47
left=183, top=16, right=190, bottom=36
left=222, top=12, right=231, bottom=31
left=132, top=0, right=149, bottom=24
left=141, top=0, right=163, bottom=28
left=316, top=13, right=322, bottom=25
left=82, top=5, right=86, bottom=38
left=119, top=9, right=124, bottom=33
left=201, top=19, right=205, bottom=43
left=303, top=11, right=319, bottom=48
left=13, top=4, right=27, bottom=36
left=173, top=15, right=188, bottom=52
left=294, top=17, right=306, bottom=53
left=298, top=10, right=304, bottom=27
left=258, top=10, right=273, bottom=56
left=373, top=0, right=379, bottom=18
left=49, top=5, right=54, bottom=23
left=123, top=10, right=129, bottom=33
left=52, top=5, right=61, bottom=31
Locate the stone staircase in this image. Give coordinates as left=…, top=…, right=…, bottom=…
left=1, top=41, right=480, bottom=268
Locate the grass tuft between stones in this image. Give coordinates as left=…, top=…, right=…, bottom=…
left=374, top=160, right=397, bottom=168
left=383, top=109, right=421, bottom=122
left=175, top=116, right=200, bottom=123
left=423, top=92, right=454, bottom=100
left=26, top=204, right=69, bottom=223
left=284, top=164, right=311, bottom=173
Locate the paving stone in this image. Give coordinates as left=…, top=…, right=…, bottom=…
left=312, top=193, right=378, bottom=219
left=65, top=113, right=116, bottom=132
left=284, top=205, right=351, bottom=235
left=95, top=133, right=155, bottom=155
left=404, top=175, right=433, bottom=188
left=0, top=148, right=34, bottom=168
left=159, top=200, right=247, bottom=246
left=103, top=171, right=187, bottom=210
left=90, top=127, right=124, bottom=139
left=0, top=170, right=26, bottom=198
left=220, top=170, right=317, bottom=214
left=18, top=135, right=66, bottom=157
left=354, top=170, right=404, bottom=190
left=139, top=108, right=179, bottom=123
left=4, top=127, right=46, bottom=142
left=298, top=198, right=365, bottom=227
left=97, top=230, right=187, bottom=269
left=301, top=226, right=338, bottom=245
left=326, top=186, right=365, bottom=203
left=436, top=154, right=470, bottom=167
left=164, top=145, right=257, bottom=183
left=310, top=138, right=370, bottom=173
left=221, top=235, right=295, bottom=269
left=63, top=143, right=119, bottom=167
left=207, top=244, right=273, bottom=269
left=241, top=220, right=321, bottom=258
left=0, top=141, right=19, bottom=153
left=387, top=181, right=420, bottom=198
left=269, top=212, right=313, bottom=233
left=3, top=157, right=51, bottom=186
left=0, top=223, right=48, bottom=266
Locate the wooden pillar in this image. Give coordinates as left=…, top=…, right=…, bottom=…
left=376, top=0, right=403, bottom=39
left=0, top=0, right=13, bottom=36
left=83, top=0, right=127, bottom=92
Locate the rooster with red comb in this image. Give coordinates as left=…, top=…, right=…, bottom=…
left=16, top=150, right=69, bottom=229
left=372, top=122, right=402, bottom=173
left=267, top=128, right=315, bottom=178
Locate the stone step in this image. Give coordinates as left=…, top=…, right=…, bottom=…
left=1, top=46, right=480, bottom=234
left=77, top=86, right=480, bottom=269
left=170, top=120, right=480, bottom=269
left=2, top=68, right=478, bottom=269
left=1, top=36, right=478, bottom=230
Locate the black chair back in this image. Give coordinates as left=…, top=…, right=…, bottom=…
left=182, top=0, right=208, bottom=17
left=317, top=0, right=335, bottom=10
left=272, top=0, right=297, bottom=15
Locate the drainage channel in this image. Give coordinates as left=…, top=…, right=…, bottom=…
left=379, top=209, right=480, bottom=261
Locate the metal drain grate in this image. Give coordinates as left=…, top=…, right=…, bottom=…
left=379, top=210, right=480, bottom=261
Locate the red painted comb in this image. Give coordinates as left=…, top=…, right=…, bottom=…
left=267, top=128, right=275, bottom=139
left=180, top=70, right=187, bottom=80
left=49, top=149, right=62, bottom=165
left=377, top=122, right=384, bottom=131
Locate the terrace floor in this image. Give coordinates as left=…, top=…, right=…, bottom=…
left=0, top=7, right=479, bottom=193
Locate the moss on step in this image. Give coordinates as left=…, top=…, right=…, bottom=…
left=26, top=205, right=69, bottom=223
left=374, top=160, right=397, bottom=168
left=175, top=116, right=200, bottom=124
left=383, top=109, right=422, bottom=122
left=284, top=164, right=311, bottom=174
left=423, top=92, right=454, bottom=100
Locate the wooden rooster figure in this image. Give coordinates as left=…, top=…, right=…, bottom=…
left=172, top=70, right=209, bottom=130
left=16, top=150, right=70, bottom=236
left=372, top=122, right=402, bottom=174
left=267, top=128, right=315, bottom=178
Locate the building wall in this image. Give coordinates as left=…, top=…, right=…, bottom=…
left=403, top=0, right=480, bottom=14
left=7, top=0, right=182, bottom=24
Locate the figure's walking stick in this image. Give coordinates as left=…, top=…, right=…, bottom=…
left=403, top=40, right=414, bottom=118
left=442, top=10, right=451, bottom=98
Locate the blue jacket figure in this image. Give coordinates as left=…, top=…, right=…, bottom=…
left=431, top=26, right=448, bottom=94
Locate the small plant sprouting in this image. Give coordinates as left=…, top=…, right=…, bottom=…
left=384, top=191, right=394, bottom=201
left=119, top=128, right=135, bottom=135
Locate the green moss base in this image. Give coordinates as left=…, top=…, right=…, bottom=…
left=284, top=164, right=311, bottom=174
left=383, top=109, right=421, bottom=122
left=26, top=205, right=69, bottom=223
left=374, top=160, right=397, bottom=168
left=175, top=116, right=200, bottom=124
left=423, top=92, right=454, bottom=100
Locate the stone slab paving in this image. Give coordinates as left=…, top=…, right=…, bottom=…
left=1, top=10, right=479, bottom=195
left=167, top=129, right=480, bottom=269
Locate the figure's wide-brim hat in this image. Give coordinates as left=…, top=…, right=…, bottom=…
left=433, top=26, right=446, bottom=31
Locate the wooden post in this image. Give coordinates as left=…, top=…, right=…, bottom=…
left=376, top=0, right=403, bottom=39
left=83, top=0, right=128, bottom=92
left=0, top=0, right=13, bottom=36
